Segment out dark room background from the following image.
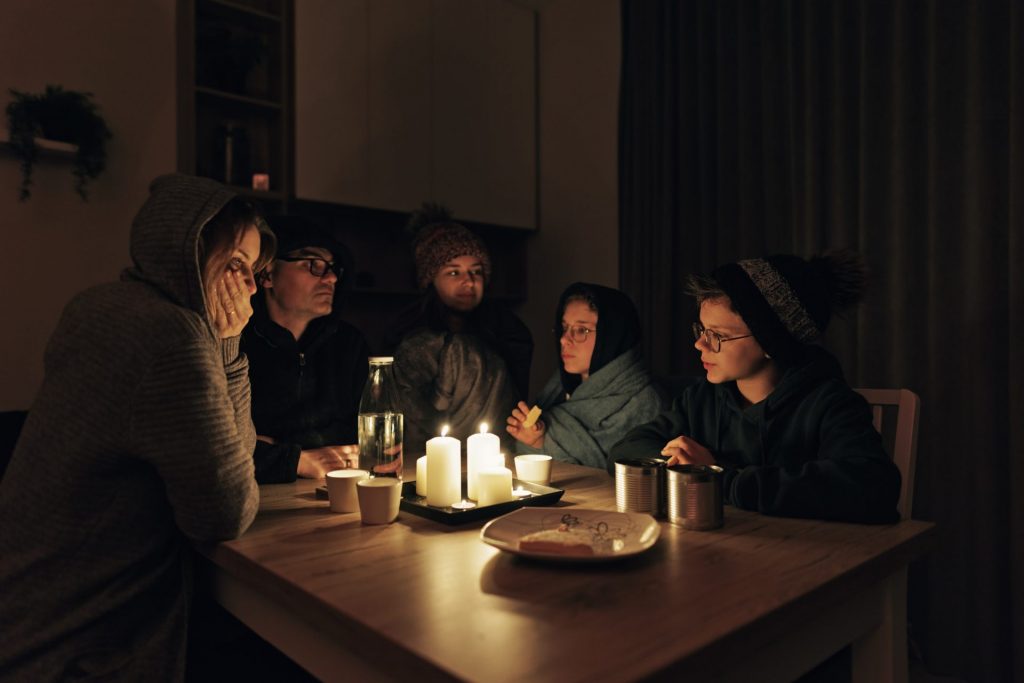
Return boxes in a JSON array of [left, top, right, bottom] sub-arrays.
[[619, 1, 1023, 681]]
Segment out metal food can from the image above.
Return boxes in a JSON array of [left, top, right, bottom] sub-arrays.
[[666, 464, 724, 530], [614, 457, 666, 517]]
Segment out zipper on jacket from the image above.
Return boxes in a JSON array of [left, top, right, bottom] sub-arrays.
[[297, 352, 306, 400]]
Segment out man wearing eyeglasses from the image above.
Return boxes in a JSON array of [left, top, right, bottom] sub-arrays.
[[240, 216, 370, 483]]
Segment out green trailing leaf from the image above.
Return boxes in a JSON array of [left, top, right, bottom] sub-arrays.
[[5, 85, 112, 200]]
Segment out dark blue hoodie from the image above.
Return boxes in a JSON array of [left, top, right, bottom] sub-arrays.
[[609, 347, 901, 523]]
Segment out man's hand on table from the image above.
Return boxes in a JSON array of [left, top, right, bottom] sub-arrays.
[[297, 444, 360, 478]]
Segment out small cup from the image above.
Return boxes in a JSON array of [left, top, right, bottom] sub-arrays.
[[325, 469, 369, 513], [357, 477, 402, 524], [514, 454, 553, 485]]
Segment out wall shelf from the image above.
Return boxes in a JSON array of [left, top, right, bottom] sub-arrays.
[[0, 133, 77, 160], [206, 0, 282, 24], [196, 86, 282, 110], [226, 184, 286, 201]]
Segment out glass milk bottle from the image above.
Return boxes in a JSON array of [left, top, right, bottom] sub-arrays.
[[358, 357, 404, 479]]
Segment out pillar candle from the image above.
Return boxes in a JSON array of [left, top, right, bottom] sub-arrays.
[[416, 456, 428, 497], [467, 424, 501, 500], [477, 466, 513, 507], [426, 428, 461, 507], [478, 453, 504, 493]]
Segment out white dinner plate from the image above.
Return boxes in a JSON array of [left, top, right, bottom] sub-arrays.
[[480, 507, 660, 563]]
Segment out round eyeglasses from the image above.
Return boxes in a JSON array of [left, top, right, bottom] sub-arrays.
[[556, 324, 595, 344], [278, 256, 343, 279], [692, 322, 753, 353]]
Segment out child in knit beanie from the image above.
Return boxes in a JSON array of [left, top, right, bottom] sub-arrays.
[[695, 249, 867, 368], [610, 250, 902, 524], [406, 204, 493, 315], [387, 203, 533, 453], [413, 220, 492, 290]]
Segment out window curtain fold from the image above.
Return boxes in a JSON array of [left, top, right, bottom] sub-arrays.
[[619, 1, 1023, 681]]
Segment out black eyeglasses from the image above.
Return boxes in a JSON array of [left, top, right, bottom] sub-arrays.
[[278, 256, 343, 279], [555, 324, 595, 344], [692, 322, 752, 353]]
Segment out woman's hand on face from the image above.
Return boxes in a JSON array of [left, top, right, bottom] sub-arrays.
[[297, 445, 360, 479], [661, 435, 716, 466], [209, 270, 254, 339], [506, 400, 545, 449]]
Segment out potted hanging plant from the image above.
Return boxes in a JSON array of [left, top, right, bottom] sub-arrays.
[[5, 85, 112, 201]]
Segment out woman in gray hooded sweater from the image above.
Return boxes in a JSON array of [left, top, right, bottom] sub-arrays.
[[0, 174, 274, 681]]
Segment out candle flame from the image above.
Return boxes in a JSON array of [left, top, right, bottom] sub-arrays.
[[479, 422, 488, 433], [441, 425, 449, 437]]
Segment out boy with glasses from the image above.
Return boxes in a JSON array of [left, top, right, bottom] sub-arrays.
[[241, 217, 370, 483], [609, 251, 901, 524]]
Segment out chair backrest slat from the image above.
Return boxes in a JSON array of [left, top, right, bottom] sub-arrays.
[[854, 388, 921, 521]]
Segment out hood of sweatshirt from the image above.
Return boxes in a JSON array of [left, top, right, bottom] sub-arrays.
[[121, 173, 238, 322], [719, 345, 846, 422]]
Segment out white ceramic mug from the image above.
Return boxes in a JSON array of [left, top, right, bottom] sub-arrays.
[[357, 477, 402, 524], [325, 469, 369, 513], [514, 454, 553, 486]]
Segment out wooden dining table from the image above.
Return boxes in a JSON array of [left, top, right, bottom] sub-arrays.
[[199, 461, 935, 683]]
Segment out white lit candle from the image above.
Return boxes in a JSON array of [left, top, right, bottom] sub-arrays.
[[416, 456, 428, 497], [477, 466, 513, 507], [481, 452, 505, 481], [426, 425, 461, 507], [467, 423, 501, 500]]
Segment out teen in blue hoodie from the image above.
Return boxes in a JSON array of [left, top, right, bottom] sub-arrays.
[[609, 251, 901, 524]]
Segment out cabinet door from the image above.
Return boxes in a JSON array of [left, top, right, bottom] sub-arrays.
[[432, 0, 536, 229], [366, 0, 432, 211], [295, 0, 536, 228], [295, 0, 371, 203]]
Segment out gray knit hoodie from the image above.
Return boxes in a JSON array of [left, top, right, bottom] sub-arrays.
[[0, 174, 259, 681]]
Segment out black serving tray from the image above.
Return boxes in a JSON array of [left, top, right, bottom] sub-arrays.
[[400, 477, 564, 525]]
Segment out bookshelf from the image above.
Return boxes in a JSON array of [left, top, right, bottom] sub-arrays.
[[177, 0, 293, 207]]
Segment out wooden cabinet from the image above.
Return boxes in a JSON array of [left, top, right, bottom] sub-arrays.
[[178, 0, 293, 204], [295, 0, 537, 229]]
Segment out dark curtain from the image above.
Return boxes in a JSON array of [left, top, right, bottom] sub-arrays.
[[619, 1, 1023, 681]]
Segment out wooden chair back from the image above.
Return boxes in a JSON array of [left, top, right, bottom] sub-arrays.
[[854, 388, 920, 520]]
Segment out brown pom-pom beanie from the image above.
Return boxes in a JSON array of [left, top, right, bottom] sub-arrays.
[[413, 222, 492, 289]]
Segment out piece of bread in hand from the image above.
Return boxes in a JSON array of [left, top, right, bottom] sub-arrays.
[[521, 405, 543, 429]]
